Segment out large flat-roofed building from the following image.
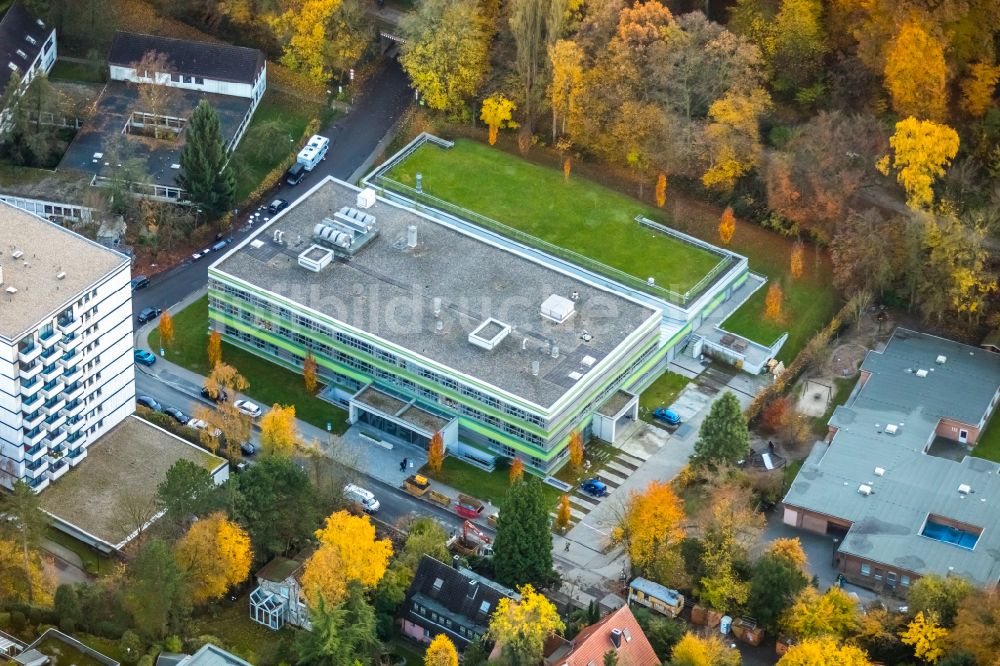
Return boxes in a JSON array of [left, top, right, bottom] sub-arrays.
[[0, 203, 135, 491], [783, 328, 1000, 592], [210, 177, 663, 472]]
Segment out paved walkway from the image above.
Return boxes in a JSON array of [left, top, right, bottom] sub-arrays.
[[41, 538, 90, 585]]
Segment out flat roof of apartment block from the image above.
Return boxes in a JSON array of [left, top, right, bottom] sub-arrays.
[[0, 203, 128, 341], [212, 178, 660, 409], [40, 416, 226, 549]]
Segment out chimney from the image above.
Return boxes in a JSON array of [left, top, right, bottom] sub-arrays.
[[407, 225, 418, 248], [610, 629, 622, 649], [452, 555, 461, 570]]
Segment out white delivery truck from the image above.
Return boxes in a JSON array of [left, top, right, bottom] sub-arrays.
[[297, 134, 330, 171]]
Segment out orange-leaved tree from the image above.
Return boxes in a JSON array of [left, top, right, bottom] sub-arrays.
[[424, 634, 459, 666], [960, 63, 1000, 118], [427, 432, 444, 472], [613, 481, 685, 583], [303, 352, 318, 393], [765, 281, 784, 321], [300, 510, 393, 607], [563, 156, 571, 182], [790, 240, 804, 279], [158, 310, 174, 350], [655, 173, 667, 208], [568, 430, 584, 470], [259, 404, 299, 457], [883, 19, 949, 121], [509, 458, 525, 485], [719, 207, 736, 245], [207, 330, 222, 368], [173, 512, 252, 605], [556, 494, 572, 530]]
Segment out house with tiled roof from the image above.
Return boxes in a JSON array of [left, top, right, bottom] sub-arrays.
[[401, 555, 517, 650], [543, 606, 660, 666]]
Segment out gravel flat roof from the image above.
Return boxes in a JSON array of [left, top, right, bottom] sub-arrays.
[[40, 416, 225, 548], [213, 178, 660, 409], [0, 204, 128, 342]]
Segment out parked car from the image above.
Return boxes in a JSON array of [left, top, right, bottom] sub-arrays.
[[134, 349, 157, 366], [653, 407, 682, 425], [240, 442, 256, 456], [234, 399, 262, 418], [191, 248, 211, 261], [211, 240, 227, 252], [162, 406, 190, 424], [285, 162, 306, 186], [201, 386, 229, 404], [580, 478, 609, 497], [267, 198, 289, 214], [130, 276, 150, 290], [136, 395, 161, 411], [137, 307, 162, 324], [344, 483, 380, 514]]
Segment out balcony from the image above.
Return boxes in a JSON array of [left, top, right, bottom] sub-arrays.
[[57, 350, 80, 369], [21, 391, 42, 413], [23, 441, 46, 461], [66, 445, 87, 466], [27, 475, 49, 493], [18, 344, 41, 364], [63, 400, 85, 419], [56, 317, 80, 335], [18, 361, 41, 381], [62, 366, 83, 386], [40, 364, 61, 383], [46, 460, 68, 482], [39, 328, 58, 349], [40, 379, 63, 400], [46, 429, 67, 449], [19, 376, 42, 399], [66, 416, 86, 434], [22, 410, 44, 430], [42, 397, 66, 417], [63, 383, 85, 403], [58, 333, 82, 353], [25, 459, 48, 479], [44, 413, 66, 432]]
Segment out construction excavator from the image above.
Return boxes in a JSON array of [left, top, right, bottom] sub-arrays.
[[447, 520, 493, 557]]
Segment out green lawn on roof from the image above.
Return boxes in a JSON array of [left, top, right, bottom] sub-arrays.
[[385, 139, 722, 296]]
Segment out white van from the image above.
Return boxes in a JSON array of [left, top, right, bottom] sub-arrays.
[[344, 483, 380, 514], [297, 134, 330, 171]]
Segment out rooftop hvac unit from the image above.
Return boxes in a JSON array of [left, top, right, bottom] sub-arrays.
[[356, 188, 377, 209], [915, 369, 929, 378], [885, 424, 898, 435], [858, 484, 873, 496], [874, 466, 885, 476], [936, 355, 947, 364], [333, 208, 376, 234], [540, 293, 575, 324], [959, 484, 972, 494]]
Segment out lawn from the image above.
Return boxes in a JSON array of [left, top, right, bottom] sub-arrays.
[[190, 596, 298, 665], [149, 296, 349, 433], [384, 139, 724, 299], [229, 90, 324, 201], [810, 377, 855, 436], [48, 60, 105, 83], [44, 526, 115, 577], [973, 414, 1000, 463], [419, 456, 561, 508], [639, 371, 691, 421]]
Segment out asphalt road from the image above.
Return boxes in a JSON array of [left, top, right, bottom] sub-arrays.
[[132, 57, 413, 315]]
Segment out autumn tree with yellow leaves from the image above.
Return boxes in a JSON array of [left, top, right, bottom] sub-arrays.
[[960, 63, 1000, 118], [549, 39, 584, 143], [777, 637, 873, 665], [702, 88, 772, 190], [781, 586, 859, 641], [670, 632, 741, 666], [301, 510, 392, 607], [878, 117, 959, 210], [270, 0, 369, 83], [427, 431, 445, 472], [883, 20, 949, 121], [614, 481, 685, 583], [765, 281, 784, 321], [482, 94, 518, 145], [489, 584, 565, 665], [207, 330, 222, 368], [718, 207, 736, 244], [157, 310, 174, 350], [509, 457, 525, 485], [768, 538, 808, 572], [303, 353, 319, 393], [259, 404, 299, 457], [568, 430, 584, 470], [900, 611, 947, 664], [790, 240, 805, 279], [425, 634, 459, 666], [0, 536, 53, 606], [173, 512, 252, 605], [556, 494, 572, 530]]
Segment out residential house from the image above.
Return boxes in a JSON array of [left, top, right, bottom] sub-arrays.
[[249, 555, 312, 631], [155, 644, 252, 666], [401, 555, 517, 650], [783, 328, 1000, 593], [543, 605, 660, 666], [0, 3, 56, 97]]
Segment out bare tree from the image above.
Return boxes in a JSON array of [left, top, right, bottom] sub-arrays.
[[129, 50, 181, 140], [111, 488, 161, 548]]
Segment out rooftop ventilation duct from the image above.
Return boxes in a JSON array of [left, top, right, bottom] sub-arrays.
[[959, 484, 972, 494], [468, 318, 511, 351], [885, 424, 898, 435], [540, 294, 575, 324], [936, 355, 947, 364], [407, 225, 418, 248], [858, 484, 873, 496], [297, 245, 335, 272], [356, 188, 376, 209], [915, 369, 929, 378], [874, 466, 885, 476]]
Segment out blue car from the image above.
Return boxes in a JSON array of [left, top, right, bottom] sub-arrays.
[[580, 478, 609, 497], [134, 349, 157, 366], [653, 407, 682, 425]]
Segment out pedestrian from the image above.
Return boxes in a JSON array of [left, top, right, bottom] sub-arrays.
[[564, 541, 570, 552], [768, 440, 775, 454], [400, 457, 407, 472]]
